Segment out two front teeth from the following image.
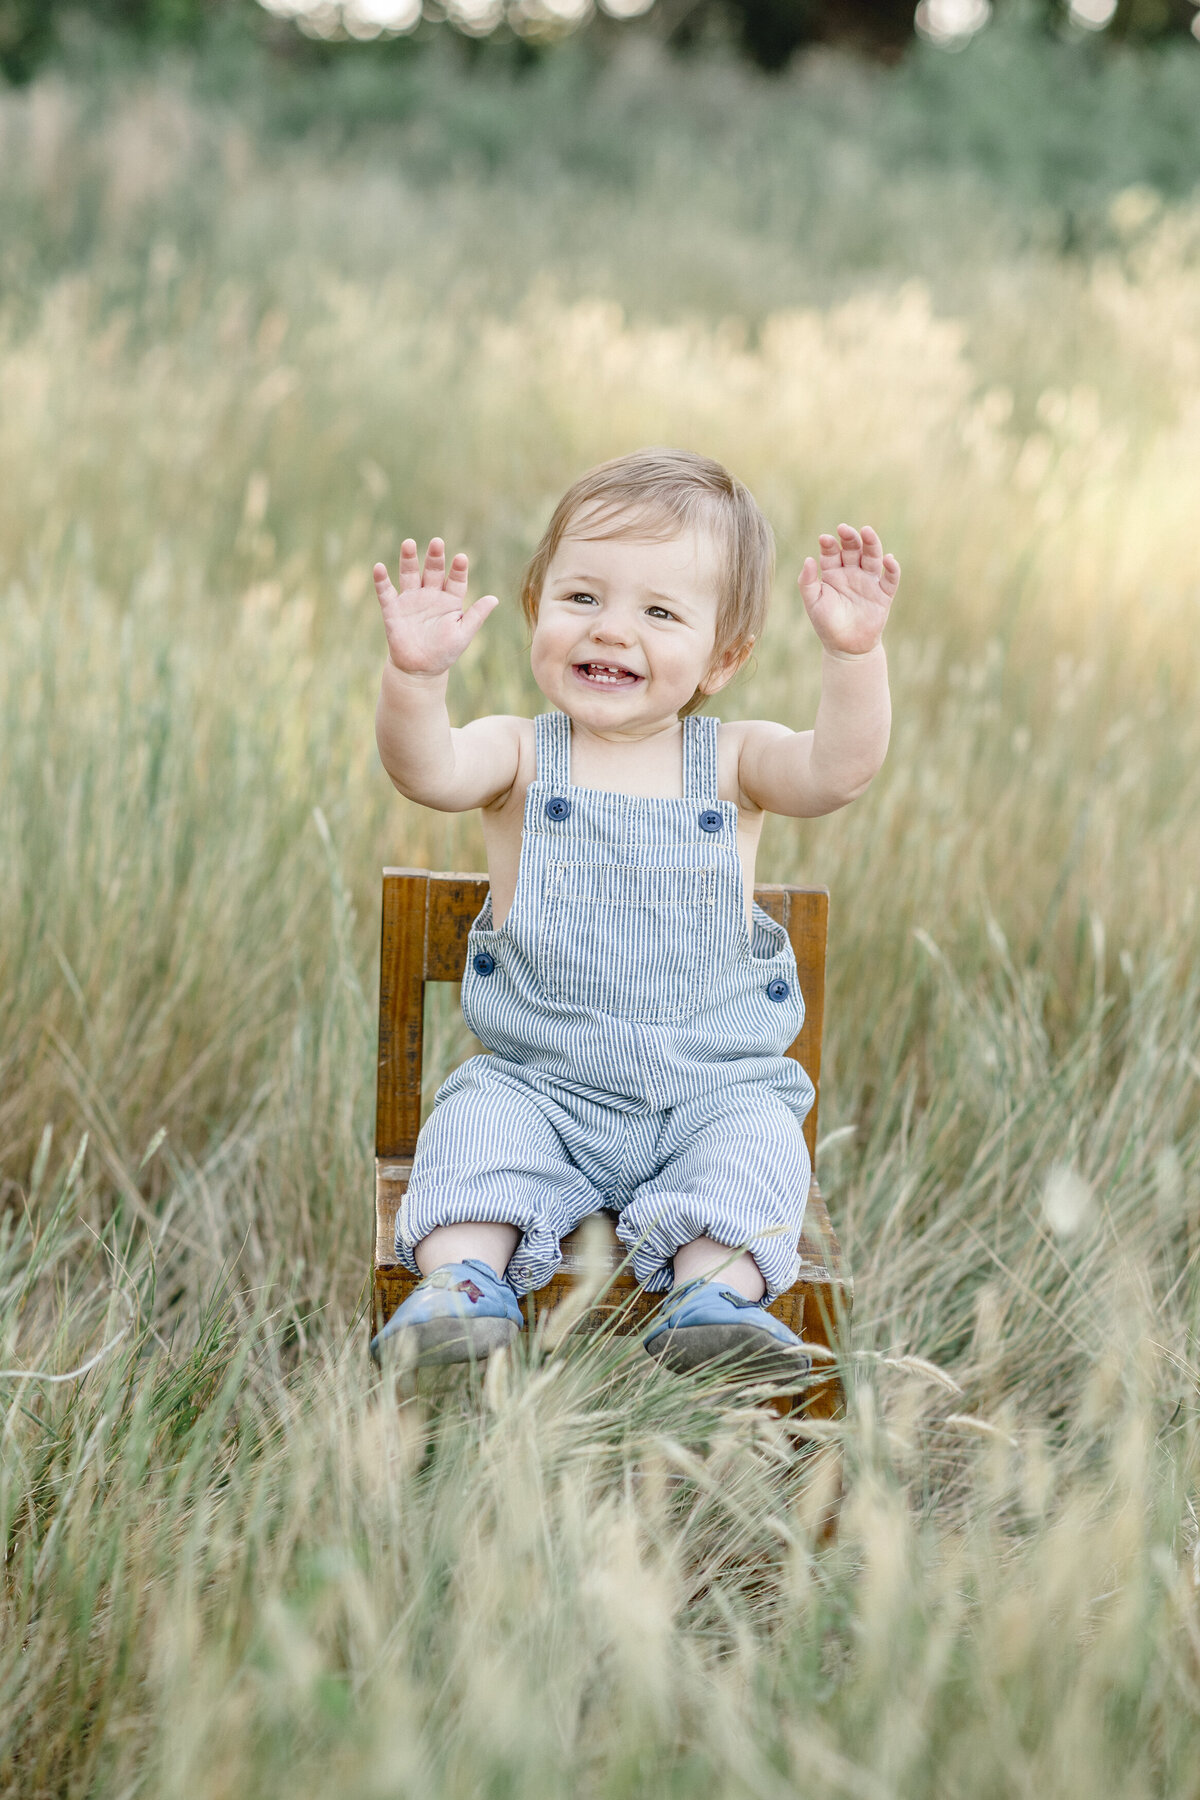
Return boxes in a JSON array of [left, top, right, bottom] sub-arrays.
[[577, 662, 640, 684]]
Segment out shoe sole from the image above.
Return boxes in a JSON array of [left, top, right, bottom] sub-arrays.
[[645, 1324, 813, 1385], [371, 1316, 520, 1368]]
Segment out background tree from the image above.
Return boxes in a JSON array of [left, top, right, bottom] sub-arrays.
[[670, 0, 1200, 64], [2, 0, 1198, 89]]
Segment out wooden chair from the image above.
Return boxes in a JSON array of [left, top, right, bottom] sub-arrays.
[[372, 869, 850, 1415]]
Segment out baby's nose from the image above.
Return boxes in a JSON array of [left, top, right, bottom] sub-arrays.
[[590, 614, 635, 646]]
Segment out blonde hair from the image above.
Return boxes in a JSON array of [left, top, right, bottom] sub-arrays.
[[519, 448, 774, 716]]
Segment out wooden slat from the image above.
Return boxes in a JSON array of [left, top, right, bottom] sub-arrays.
[[753, 884, 790, 926], [375, 1160, 412, 1267], [424, 874, 490, 982], [785, 888, 828, 1162], [375, 872, 427, 1160], [752, 884, 827, 1162]]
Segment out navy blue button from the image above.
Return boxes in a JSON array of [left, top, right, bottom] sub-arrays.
[[698, 809, 723, 833], [766, 979, 790, 1002], [545, 796, 571, 822], [472, 952, 496, 977]]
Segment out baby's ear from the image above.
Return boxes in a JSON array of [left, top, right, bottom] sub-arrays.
[[700, 637, 755, 695]]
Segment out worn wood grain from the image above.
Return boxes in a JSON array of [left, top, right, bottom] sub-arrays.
[[786, 887, 828, 1162], [375, 871, 428, 1160], [424, 874, 490, 982]]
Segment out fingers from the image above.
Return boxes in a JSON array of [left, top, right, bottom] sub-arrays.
[[459, 593, 499, 644], [817, 532, 842, 574], [384, 538, 474, 597], [393, 537, 420, 593], [372, 562, 396, 605], [421, 537, 447, 591], [797, 555, 823, 607], [816, 525, 900, 589], [444, 550, 470, 602], [835, 523, 862, 568], [859, 526, 884, 578], [421, 539, 471, 595], [817, 528, 861, 572]]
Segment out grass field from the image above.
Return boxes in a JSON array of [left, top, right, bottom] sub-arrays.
[[2, 37, 1200, 1797]]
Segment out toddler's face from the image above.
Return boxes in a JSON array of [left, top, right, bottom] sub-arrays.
[[530, 522, 742, 735]]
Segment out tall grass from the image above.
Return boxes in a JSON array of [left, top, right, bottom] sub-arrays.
[[2, 48, 1199, 1797]]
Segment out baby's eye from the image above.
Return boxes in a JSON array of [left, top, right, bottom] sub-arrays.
[[567, 591, 598, 606], [646, 605, 679, 622]]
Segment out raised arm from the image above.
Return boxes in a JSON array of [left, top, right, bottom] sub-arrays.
[[738, 524, 899, 819], [374, 537, 520, 812]]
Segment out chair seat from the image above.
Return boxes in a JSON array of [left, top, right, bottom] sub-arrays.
[[373, 1162, 849, 1417]]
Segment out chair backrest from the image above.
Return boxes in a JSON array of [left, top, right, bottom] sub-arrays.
[[376, 869, 828, 1167]]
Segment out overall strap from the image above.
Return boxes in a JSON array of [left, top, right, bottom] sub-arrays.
[[534, 711, 572, 791], [682, 713, 720, 804]]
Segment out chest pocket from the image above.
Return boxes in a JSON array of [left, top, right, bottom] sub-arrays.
[[539, 860, 716, 1022]]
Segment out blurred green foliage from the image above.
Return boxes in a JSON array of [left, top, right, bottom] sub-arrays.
[[11, 13, 1190, 242], [0, 0, 258, 81], [3, 0, 1200, 87]]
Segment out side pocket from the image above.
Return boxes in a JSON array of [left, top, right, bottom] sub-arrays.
[[745, 906, 806, 1034], [460, 897, 508, 1038]]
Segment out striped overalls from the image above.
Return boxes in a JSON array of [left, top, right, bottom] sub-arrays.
[[396, 710, 814, 1301]]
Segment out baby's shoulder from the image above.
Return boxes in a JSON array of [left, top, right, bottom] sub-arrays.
[[468, 713, 534, 740], [468, 714, 535, 813], [716, 715, 792, 812], [459, 713, 531, 748]]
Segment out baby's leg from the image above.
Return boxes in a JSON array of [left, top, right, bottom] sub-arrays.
[[415, 1221, 519, 1279], [673, 1234, 766, 1302], [617, 1086, 811, 1302], [626, 1087, 812, 1377], [397, 1062, 605, 1294]]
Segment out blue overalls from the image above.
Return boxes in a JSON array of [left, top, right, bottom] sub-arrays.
[[396, 710, 814, 1301]]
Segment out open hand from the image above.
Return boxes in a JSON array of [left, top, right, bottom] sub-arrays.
[[373, 538, 499, 677], [798, 525, 900, 658]]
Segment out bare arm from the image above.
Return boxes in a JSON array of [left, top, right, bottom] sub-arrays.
[[739, 524, 899, 818], [373, 537, 520, 812]]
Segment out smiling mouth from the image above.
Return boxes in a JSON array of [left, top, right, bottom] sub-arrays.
[[573, 662, 643, 687]]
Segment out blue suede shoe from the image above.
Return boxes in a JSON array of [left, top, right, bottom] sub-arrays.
[[370, 1260, 525, 1367], [644, 1278, 813, 1383]]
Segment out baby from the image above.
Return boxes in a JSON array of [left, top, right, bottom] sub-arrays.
[[369, 449, 898, 1376]]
